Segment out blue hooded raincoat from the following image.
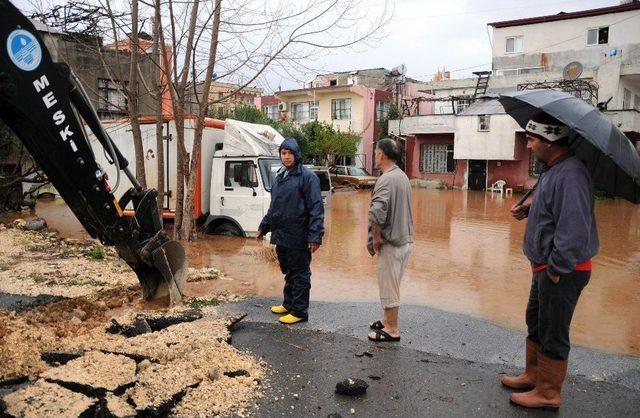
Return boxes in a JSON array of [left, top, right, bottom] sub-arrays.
[[258, 138, 324, 249]]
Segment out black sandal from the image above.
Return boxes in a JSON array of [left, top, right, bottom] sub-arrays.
[[369, 320, 385, 330], [368, 329, 400, 342]]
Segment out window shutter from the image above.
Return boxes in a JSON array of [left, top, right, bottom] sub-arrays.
[[419, 143, 426, 172]]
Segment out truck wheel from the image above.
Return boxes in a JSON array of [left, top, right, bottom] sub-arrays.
[[211, 222, 243, 237]]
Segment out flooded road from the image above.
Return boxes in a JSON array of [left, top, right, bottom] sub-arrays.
[[12, 190, 640, 356]]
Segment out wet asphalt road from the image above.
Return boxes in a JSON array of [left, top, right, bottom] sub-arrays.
[[226, 297, 640, 417]]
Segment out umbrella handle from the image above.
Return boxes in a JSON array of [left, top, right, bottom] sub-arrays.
[[515, 182, 538, 207]]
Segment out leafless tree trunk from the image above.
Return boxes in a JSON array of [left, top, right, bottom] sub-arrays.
[[180, 0, 222, 240], [126, 0, 147, 187], [152, 4, 165, 216]]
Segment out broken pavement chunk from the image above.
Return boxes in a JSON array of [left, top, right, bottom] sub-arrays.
[[143, 309, 203, 331], [2, 380, 97, 418], [224, 369, 250, 378], [126, 361, 201, 415], [40, 348, 85, 366], [335, 378, 368, 396], [41, 351, 136, 397], [104, 394, 137, 418], [106, 317, 152, 337]]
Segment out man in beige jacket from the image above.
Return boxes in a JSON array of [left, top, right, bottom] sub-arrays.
[[367, 138, 414, 342]]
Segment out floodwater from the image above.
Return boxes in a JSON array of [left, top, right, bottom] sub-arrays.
[[10, 190, 640, 356]]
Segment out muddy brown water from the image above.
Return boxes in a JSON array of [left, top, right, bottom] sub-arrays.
[[7, 190, 640, 356]]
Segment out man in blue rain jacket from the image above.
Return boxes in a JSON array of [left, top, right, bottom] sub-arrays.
[[257, 138, 324, 324]]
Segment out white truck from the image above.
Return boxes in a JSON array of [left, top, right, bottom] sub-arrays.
[[89, 117, 330, 237]]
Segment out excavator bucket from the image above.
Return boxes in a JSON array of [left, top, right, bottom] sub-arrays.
[[150, 240, 187, 302], [118, 190, 189, 306]]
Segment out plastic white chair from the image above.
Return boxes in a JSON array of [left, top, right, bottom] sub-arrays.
[[488, 180, 506, 196]]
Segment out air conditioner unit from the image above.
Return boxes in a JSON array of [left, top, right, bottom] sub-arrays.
[[278, 102, 287, 112]]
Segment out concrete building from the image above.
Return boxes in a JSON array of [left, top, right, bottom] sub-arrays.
[[34, 22, 160, 120], [393, 98, 535, 190], [255, 67, 433, 171], [185, 81, 263, 116], [392, 2, 640, 190], [271, 85, 394, 171]]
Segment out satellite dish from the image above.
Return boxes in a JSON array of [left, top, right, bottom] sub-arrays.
[[391, 64, 407, 77], [563, 61, 583, 80]]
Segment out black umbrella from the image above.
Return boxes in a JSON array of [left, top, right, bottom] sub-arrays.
[[499, 89, 640, 204]]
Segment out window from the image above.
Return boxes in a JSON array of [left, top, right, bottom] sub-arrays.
[[348, 167, 371, 176], [330, 79, 338, 86], [587, 26, 609, 46], [529, 152, 543, 177], [310, 101, 319, 120], [225, 161, 258, 189], [376, 101, 390, 121], [218, 92, 224, 100], [258, 158, 283, 191], [419, 144, 454, 173], [623, 88, 632, 109], [456, 99, 471, 114], [478, 115, 490, 132], [263, 104, 278, 121], [97, 78, 130, 112], [291, 101, 318, 122], [505, 36, 523, 54], [635, 94, 640, 111], [332, 98, 351, 120]]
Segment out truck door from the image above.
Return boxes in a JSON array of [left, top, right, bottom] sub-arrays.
[[218, 160, 264, 234]]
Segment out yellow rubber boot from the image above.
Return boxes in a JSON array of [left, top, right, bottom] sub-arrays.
[[278, 313, 307, 324], [270, 305, 289, 314]]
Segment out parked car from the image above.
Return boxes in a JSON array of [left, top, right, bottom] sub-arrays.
[[304, 165, 333, 208], [329, 165, 377, 188]]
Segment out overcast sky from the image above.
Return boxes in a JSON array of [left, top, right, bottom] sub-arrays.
[[306, 0, 617, 85], [13, 0, 621, 92]]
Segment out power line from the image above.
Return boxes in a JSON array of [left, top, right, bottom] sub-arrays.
[[414, 10, 640, 80]]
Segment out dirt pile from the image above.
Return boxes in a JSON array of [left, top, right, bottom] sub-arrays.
[[0, 224, 266, 417]]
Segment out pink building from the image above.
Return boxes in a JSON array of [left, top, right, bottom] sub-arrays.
[[255, 68, 434, 171]]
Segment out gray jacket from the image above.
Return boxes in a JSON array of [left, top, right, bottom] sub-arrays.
[[367, 165, 414, 255], [524, 155, 599, 275]]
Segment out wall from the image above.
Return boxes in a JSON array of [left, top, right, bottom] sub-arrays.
[[492, 9, 640, 72], [43, 32, 159, 118], [453, 114, 521, 160], [487, 133, 538, 190], [389, 115, 455, 135], [407, 134, 466, 188]]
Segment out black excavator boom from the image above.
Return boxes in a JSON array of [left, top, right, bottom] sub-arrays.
[[0, 0, 186, 304]]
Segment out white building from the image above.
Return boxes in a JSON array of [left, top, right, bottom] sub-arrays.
[[394, 2, 640, 190]]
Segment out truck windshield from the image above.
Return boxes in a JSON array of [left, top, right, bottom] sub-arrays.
[[258, 158, 283, 191]]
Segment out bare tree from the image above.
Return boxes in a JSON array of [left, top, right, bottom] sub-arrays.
[[24, 0, 392, 240], [165, 0, 392, 239], [152, 1, 166, 215]]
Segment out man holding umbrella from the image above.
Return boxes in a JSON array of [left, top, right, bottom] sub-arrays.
[[498, 89, 640, 409], [504, 111, 599, 409]]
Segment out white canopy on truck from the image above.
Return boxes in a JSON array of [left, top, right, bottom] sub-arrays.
[[221, 119, 285, 157]]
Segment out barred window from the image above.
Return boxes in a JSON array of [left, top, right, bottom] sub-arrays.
[[263, 104, 278, 121], [332, 98, 351, 120], [291, 101, 318, 122], [376, 101, 390, 121], [419, 143, 454, 173], [478, 115, 490, 132], [98, 78, 129, 112]]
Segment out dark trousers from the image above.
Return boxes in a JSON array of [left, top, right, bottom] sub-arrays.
[[276, 245, 312, 319], [526, 269, 590, 360]]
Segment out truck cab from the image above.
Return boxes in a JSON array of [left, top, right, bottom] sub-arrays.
[[206, 156, 281, 237], [206, 157, 332, 237]]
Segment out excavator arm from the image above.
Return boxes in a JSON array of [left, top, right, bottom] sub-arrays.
[[0, 0, 186, 305]]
